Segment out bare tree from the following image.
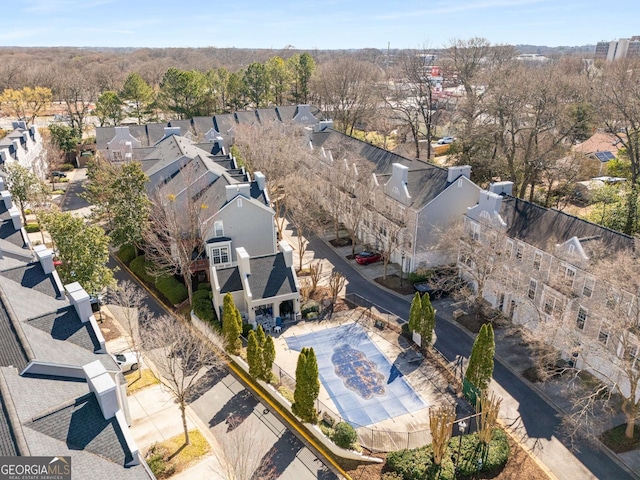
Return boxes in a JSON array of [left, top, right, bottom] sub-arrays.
[[233, 123, 310, 240], [287, 177, 322, 270], [107, 280, 149, 380], [210, 415, 277, 480], [308, 260, 323, 295], [142, 163, 212, 306], [56, 68, 99, 136], [312, 57, 382, 135], [146, 314, 221, 446]]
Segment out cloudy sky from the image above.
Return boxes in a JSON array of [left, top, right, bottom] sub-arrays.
[[3, 0, 638, 49]]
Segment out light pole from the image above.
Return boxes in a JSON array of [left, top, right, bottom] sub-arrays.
[[456, 420, 467, 475], [400, 250, 405, 286]]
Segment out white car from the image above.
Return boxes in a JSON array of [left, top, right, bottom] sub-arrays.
[[437, 136, 455, 144], [112, 352, 139, 372]]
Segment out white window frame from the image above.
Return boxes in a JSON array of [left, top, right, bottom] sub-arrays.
[[598, 327, 610, 345], [213, 220, 224, 237], [564, 265, 576, 288], [576, 306, 587, 330], [207, 242, 232, 268], [533, 251, 542, 271], [515, 243, 524, 261], [583, 278, 594, 298], [506, 239, 514, 258], [528, 279, 537, 301]]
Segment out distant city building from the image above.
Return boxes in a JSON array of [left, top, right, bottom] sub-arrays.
[[595, 36, 640, 61], [514, 53, 550, 62]]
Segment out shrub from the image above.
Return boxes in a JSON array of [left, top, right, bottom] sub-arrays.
[[277, 385, 294, 403], [408, 268, 432, 284], [117, 244, 136, 265], [193, 297, 215, 323], [24, 208, 32, 215], [386, 444, 456, 480], [155, 275, 188, 305], [242, 323, 254, 338], [197, 282, 212, 291], [25, 223, 40, 233], [193, 289, 211, 302], [60, 163, 75, 171], [332, 422, 358, 449], [129, 255, 156, 284], [145, 444, 176, 479], [381, 473, 404, 480], [301, 302, 320, 317]]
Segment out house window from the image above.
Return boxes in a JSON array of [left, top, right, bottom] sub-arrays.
[[459, 252, 473, 268], [564, 266, 576, 288], [506, 240, 514, 258], [214, 221, 224, 237], [543, 295, 563, 318], [515, 243, 524, 261], [470, 222, 479, 241], [211, 246, 230, 265], [528, 279, 537, 301], [533, 251, 542, 271], [583, 278, 594, 298], [624, 345, 639, 369], [576, 307, 587, 330], [606, 290, 620, 310], [598, 328, 609, 345]]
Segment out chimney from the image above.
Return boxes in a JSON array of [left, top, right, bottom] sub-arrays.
[[12, 139, 20, 151], [313, 120, 334, 132], [280, 240, 293, 268], [0, 177, 4, 190], [225, 184, 251, 202], [1, 190, 10, 209], [0, 150, 7, 163], [254, 171, 266, 191], [163, 126, 181, 138], [236, 247, 251, 276], [489, 181, 513, 196], [447, 165, 471, 183], [83, 361, 118, 420], [22, 132, 29, 144], [9, 207, 21, 230], [33, 244, 54, 274], [391, 163, 409, 185], [65, 282, 92, 323], [477, 190, 504, 217]]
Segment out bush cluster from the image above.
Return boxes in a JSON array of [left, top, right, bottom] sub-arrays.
[[155, 275, 188, 305], [60, 163, 75, 171], [129, 255, 156, 284], [332, 422, 358, 449], [25, 223, 40, 233], [386, 429, 510, 480], [117, 244, 136, 265], [193, 289, 217, 324]]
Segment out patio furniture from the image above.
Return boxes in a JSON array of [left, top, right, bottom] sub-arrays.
[[274, 325, 282, 333]]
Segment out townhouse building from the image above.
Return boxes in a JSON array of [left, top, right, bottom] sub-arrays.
[[462, 181, 638, 397], [0, 121, 47, 179]]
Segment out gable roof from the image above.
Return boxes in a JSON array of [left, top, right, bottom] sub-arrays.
[[499, 195, 635, 252], [246, 254, 297, 298]]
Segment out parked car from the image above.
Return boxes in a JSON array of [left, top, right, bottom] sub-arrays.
[[112, 352, 139, 372], [355, 251, 383, 265], [437, 136, 455, 145], [51, 171, 67, 178]]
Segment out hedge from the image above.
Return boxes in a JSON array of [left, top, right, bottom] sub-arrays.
[[193, 289, 212, 302], [155, 275, 188, 305], [25, 223, 40, 233], [129, 255, 156, 284], [117, 244, 136, 265], [197, 282, 212, 291], [386, 429, 509, 480], [193, 297, 215, 323]]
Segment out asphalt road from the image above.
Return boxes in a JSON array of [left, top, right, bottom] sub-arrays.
[[307, 235, 634, 480]]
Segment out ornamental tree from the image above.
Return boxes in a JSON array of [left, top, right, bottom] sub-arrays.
[[247, 330, 263, 378], [262, 335, 276, 382], [408, 292, 422, 334], [420, 293, 436, 350], [293, 347, 320, 423]]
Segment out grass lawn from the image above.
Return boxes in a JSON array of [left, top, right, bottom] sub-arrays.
[[600, 423, 640, 453], [125, 369, 160, 394], [146, 430, 210, 479]]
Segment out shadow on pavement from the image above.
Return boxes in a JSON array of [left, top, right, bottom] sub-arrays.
[[208, 390, 258, 432], [186, 367, 228, 404], [258, 431, 301, 478]]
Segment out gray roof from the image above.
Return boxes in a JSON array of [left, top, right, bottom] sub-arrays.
[[0, 263, 61, 299], [213, 114, 235, 135], [0, 392, 18, 456], [1, 370, 151, 479], [247, 254, 297, 298], [216, 266, 243, 294], [27, 307, 100, 353], [256, 108, 280, 123], [192, 116, 216, 136], [0, 298, 29, 371], [500, 195, 635, 252], [234, 111, 259, 126], [0, 219, 27, 250]]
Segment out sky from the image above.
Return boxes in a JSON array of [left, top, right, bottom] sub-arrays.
[[2, 0, 639, 50]]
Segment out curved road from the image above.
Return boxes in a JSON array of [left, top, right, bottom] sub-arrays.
[[307, 235, 634, 480]]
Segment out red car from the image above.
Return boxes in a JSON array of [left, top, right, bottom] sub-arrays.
[[355, 251, 383, 265]]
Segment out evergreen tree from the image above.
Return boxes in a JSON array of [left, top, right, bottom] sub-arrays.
[[247, 330, 262, 378], [420, 293, 436, 349], [408, 292, 422, 333], [120, 73, 154, 125], [293, 347, 319, 423], [262, 335, 276, 382], [292, 348, 309, 420], [222, 293, 242, 355], [465, 323, 495, 391]]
